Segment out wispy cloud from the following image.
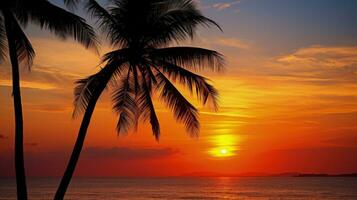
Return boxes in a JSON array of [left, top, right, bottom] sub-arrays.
[[256, 147, 357, 173], [214, 37, 250, 49], [197, 36, 251, 49], [212, 0, 241, 11], [277, 46, 357, 69], [272, 46, 357, 85], [82, 147, 179, 160], [0, 65, 80, 90]]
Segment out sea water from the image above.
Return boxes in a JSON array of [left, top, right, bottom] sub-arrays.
[[1, 177, 357, 199]]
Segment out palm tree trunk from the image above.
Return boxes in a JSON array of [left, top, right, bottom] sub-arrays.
[[4, 11, 28, 200], [54, 91, 101, 200]]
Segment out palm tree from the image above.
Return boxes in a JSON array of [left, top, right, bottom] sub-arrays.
[[54, 0, 224, 199], [0, 1, 98, 199]]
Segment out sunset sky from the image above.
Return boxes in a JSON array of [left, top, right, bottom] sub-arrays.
[[1, 0, 357, 177]]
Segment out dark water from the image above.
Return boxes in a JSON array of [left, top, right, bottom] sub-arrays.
[[1, 177, 357, 199]]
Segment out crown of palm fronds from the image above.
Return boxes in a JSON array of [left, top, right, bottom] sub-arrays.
[[74, 0, 225, 140], [0, 0, 99, 68]]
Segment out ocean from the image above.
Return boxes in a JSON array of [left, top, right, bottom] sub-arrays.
[[1, 177, 357, 199]]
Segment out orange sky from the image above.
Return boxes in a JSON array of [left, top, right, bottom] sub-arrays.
[[1, 0, 357, 177]]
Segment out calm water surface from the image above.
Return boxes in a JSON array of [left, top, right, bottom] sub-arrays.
[[1, 177, 357, 199]]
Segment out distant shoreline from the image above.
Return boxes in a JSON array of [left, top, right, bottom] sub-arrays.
[[1, 173, 357, 179], [179, 172, 357, 178], [293, 173, 357, 177]]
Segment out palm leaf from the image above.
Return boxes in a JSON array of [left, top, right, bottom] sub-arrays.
[[88, 0, 130, 47], [64, 0, 81, 9], [73, 59, 125, 117], [147, 0, 222, 46], [86, 0, 116, 27], [0, 16, 7, 61], [138, 66, 160, 139], [3, 11, 34, 69], [73, 73, 102, 117], [150, 47, 224, 71], [155, 69, 199, 136], [85, 0, 128, 47], [18, 0, 99, 52], [112, 68, 138, 134], [154, 61, 219, 110]]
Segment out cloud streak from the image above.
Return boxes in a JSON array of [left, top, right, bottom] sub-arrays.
[[197, 37, 251, 50], [213, 37, 250, 49], [256, 147, 357, 173], [0, 65, 80, 90], [82, 147, 179, 160], [272, 46, 357, 85], [277, 46, 357, 69], [212, 1, 241, 11]]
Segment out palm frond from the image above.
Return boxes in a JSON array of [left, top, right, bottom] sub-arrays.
[[94, 0, 133, 47], [147, 0, 221, 46], [73, 73, 102, 117], [86, 0, 115, 26], [64, 0, 81, 9], [0, 16, 7, 61], [3, 11, 34, 69], [131, 64, 140, 94], [85, 0, 128, 47], [19, 0, 99, 52], [112, 68, 138, 134], [101, 48, 129, 64], [154, 61, 219, 110], [155, 69, 199, 136], [73, 59, 125, 117], [138, 66, 160, 139], [150, 47, 224, 71]]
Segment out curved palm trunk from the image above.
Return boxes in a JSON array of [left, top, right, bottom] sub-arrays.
[[4, 11, 28, 200], [54, 91, 101, 200]]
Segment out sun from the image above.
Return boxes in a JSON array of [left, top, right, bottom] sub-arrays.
[[220, 148, 228, 155], [208, 134, 238, 158], [209, 147, 235, 157]]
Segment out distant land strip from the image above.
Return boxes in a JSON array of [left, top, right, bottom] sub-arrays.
[[180, 172, 357, 177]]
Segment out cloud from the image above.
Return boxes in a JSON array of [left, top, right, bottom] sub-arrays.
[[197, 37, 251, 50], [82, 147, 179, 160], [277, 46, 357, 69], [213, 37, 250, 49], [260, 45, 357, 85], [212, 1, 240, 11], [0, 147, 179, 177], [0, 65, 80, 90], [0, 37, 102, 91], [254, 147, 357, 173]]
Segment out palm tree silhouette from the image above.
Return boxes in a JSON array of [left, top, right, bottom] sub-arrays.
[[54, 0, 224, 199], [0, 1, 98, 199]]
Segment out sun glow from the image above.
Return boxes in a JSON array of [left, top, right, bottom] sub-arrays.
[[208, 134, 239, 158], [209, 146, 236, 157], [220, 149, 228, 154]]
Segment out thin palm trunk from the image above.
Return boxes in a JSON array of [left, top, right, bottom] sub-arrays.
[[54, 90, 101, 200], [3, 10, 28, 200]]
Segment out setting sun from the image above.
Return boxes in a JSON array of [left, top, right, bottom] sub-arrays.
[[208, 134, 239, 158], [210, 147, 236, 157], [220, 149, 228, 154]]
